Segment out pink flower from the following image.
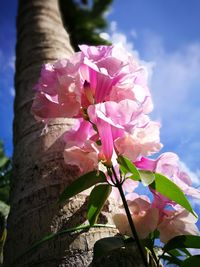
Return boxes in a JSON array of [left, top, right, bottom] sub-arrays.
[[110, 178, 139, 201], [32, 54, 83, 120], [32, 45, 153, 121], [109, 69, 153, 113], [135, 153, 200, 206], [113, 197, 159, 239], [80, 44, 153, 112], [115, 121, 162, 161], [63, 119, 99, 173], [64, 141, 99, 174], [32, 44, 161, 174], [158, 209, 199, 243], [79, 45, 113, 63], [64, 119, 95, 148], [31, 93, 62, 121], [88, 100, 162, 163]]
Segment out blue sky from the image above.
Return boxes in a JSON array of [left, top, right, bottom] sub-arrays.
[[0, 0, 200, 258], [0, 0, 17, 156], [0, 1, 200, 197], [104, 0, 200, 182]]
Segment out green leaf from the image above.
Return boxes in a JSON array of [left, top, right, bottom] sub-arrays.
[[180, 255, 200, 267], [142, 238, 154, 251], [163, 235, 200, 253], [139, 170, 155, 186], [150, 173, 196, 216], [161, 255, 183, 265], [167, 249, 183, 257], [87, 184, 111, 226], [0, 200, 10, 218], [0, 157, 8, 169], [59, 170, 107, 203], [117, 156, 140, 181], [93, 236, 125, 260], [164, 247, 191, 257], [179, 248, 192, 257]]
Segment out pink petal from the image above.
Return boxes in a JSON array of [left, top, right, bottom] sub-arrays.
[[64, 119, 95, 148], [122, 178, 139, 193], [113, 197, 159, 239], [64, 145, 98, 174], [96, 119, 114, 164], [134, 157, 157, 171], [31, 92, 61, 120], [158, 209, 199, 243]]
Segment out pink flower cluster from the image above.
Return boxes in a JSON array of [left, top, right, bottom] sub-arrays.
[[32, 44, 162, 169], [32, 44, 199, 243], [114, 153, 200, 243]]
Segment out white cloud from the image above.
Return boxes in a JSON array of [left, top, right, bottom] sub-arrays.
[[180, 161, 200, 186], [101, 20, 139, 57], [178, 161, 200, 210], [9, 87, 15, 97], [99, 32, 110, 41], [137, 32, 200, 170], [110, 20, 117, 32], [100, 24, 200, 175], [147, 40, 200, 116], [188, 248, 200, 255], [103, 6, 113, 18], [8, 55, 15, 70], [100, 21, 155, 82], [0, 51, 15, 71], [130, 29, 138, 39]]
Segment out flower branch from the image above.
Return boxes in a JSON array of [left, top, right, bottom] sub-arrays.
[[31, 44, 200, 266]]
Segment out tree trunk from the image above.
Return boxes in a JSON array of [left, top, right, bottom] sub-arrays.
[[4, 1, 117, 266], [4, 1, 153, 266]]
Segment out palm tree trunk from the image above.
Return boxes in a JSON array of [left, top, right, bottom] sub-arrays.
[[4, 1, 117, 266]]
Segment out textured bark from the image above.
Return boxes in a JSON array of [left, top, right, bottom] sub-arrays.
[[4, 1, 118, 266], [4, 1, 150, 266]]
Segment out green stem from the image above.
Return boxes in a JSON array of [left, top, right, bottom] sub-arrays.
[[151, 247, 161, 266], [111, 166, 149, 267]]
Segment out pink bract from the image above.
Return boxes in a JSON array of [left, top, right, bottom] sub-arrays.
[[32, 44, 162, 173], [64, 119, 95, 148], [64, 142, 99, 174], [113, 197, 159, 239], [87, 100, 162, 163], [115, 121, 162, 161], [135, 152, 200, 210], [110, 178, 139, 201], [32, 45, 153, 121], [158, 209, 199, 243]]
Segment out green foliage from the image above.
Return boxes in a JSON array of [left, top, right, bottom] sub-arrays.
[[159, 235, 200, 266], [161, 254, 200, 267], [0, 141, 11, 212], [180, 255, 200, 267], [150, 173, 196, 217], [59, 0, 112, 51], [0, 141, 11, 264], [163, 235, 200, 253], [87, 184, 111, 225], [59, 170, 107, 203], [161, 254, 183, 266], [0, 143, 11, 192], [117, 156, 140, 181], [139, 170, 155, 186], [118, 155, 155, 186], [118, 156, 195, 216]]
